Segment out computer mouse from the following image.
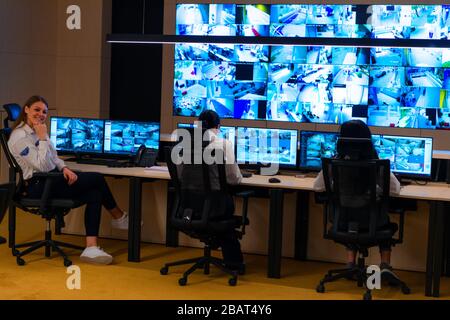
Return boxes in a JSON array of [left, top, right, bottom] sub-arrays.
[[269, 177, 281, 183]]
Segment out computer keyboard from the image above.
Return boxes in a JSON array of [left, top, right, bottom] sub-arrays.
[[76, 158, 124, 166]]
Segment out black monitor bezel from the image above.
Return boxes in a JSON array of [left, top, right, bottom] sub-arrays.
[[103, 119, 161, 156], [298, 130, 339, 172], [372, 133, 434, 180], [50, 116, 105, 155], [236, 126, 299, 170]]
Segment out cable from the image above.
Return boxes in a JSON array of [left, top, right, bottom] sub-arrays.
[[414, 180, 428, 186]]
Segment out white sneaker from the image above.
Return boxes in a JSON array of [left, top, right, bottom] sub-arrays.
[[111, 212, 129, 230], [111, 212, 143, 230], [80, 246, 113, 265]]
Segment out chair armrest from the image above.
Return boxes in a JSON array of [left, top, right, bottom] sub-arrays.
[[234, 190, 255, 237], [314, 192, 328, 204], [33, 172, 64, 179], [32, 172, 64, 212], [235, 190, 254, 198]]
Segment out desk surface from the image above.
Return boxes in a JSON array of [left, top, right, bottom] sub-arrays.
[[67, 162, 171, 180], [434, 150, 450, 160], [67, 162, 450, 202]]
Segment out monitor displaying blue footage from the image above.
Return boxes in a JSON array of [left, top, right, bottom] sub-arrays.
[[299, 130, 433, 178], [103, 120, 160, 155], [372, 135, 433, 178], [174, 4, 450, 130], [236, 127, 298, 167], [299, 131, 339, 170], [50, 117, 104, 154]]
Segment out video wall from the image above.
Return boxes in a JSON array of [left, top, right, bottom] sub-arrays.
[[173, 4, 450, 129]]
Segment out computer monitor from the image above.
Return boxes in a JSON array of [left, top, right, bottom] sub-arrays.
[[299, 130, 433, 179], [372, 134, 433, 179], [50, 117, 104, 154], [299, 131, 339, 170], [236, 127, 298, 168], [103, 120, 160, 155], [177, 123, 236, 148]]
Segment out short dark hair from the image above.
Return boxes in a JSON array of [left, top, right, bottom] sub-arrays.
[[340, 120, 372, 139], [198, 110, 220, 129], [338, 120, 378, 159]]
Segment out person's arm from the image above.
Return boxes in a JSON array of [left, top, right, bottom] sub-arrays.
[[9, 134, 55, 173], [48, 141, 66, 171], [389, 172, 401, 195], [224, 140, 242, 185], [313, 170, 326, 192], [225, 163, 243, 185]]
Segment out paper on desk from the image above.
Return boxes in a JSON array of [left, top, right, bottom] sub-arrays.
[[144, 166, 168, 172]]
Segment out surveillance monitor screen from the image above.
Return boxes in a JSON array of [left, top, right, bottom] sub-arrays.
[[236, 127, 298, 167], [299, 131, 339, 170], [299, 130, 433, 178], [174, 4, 450, 130], [103, 120, 160, 155], [50, 117, 104, 154], [372, 134, 433, 179]]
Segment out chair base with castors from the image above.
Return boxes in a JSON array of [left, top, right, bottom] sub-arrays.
[[316, 250, 410, 300], [14, 218, 84, 267], [160, 245, 238, 286]]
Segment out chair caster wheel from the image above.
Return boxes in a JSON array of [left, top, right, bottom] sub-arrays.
[[64, 259, 72, 267], [229, 277, 237, 286], [179, 277, 187, 286], [401, 285, 411, 295], [363, 292, 372, 300], [17, 258, 25, 266], [316, 283, 325, 293], [160, 267, 168, 275], [12, 249, 20, 256]]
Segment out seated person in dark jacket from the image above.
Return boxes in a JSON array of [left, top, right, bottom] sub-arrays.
[[313, 120, 400, 273]]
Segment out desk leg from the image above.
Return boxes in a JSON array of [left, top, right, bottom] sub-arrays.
[[425, 201, 437, 296], [128, 177, 142, 262], [432, 201, 445, 297], [447, 160, 450, 184], [268, 189, 284, 278], [295, 191, 309, 261], [165, 183, 178, 247], [442, 211, 450, 277]]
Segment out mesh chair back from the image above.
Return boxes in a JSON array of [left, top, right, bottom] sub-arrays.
[[322, 158, 390, 237], [166, 128, 230, 235]]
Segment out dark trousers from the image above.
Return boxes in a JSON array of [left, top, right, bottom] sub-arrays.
[[26, 172, 117, 237], [217, 195, 244, 265]]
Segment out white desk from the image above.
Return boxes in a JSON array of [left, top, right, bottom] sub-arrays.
[[433, 150, 450, 160]]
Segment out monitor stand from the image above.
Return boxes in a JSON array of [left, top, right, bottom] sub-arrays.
[[395, 175, 412, 186], [258, 165, 278, 176]]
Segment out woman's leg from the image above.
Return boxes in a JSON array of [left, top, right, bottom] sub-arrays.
[[27, 175, 103, 248], [50, 173, 121, 243], [64, 172, 125, 219]]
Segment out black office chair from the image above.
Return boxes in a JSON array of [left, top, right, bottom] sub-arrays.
[[160, 138, 251, 286], [316, 139, 410, 300], [0, 111, 85, 266], [0, 183, 14, 245]]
